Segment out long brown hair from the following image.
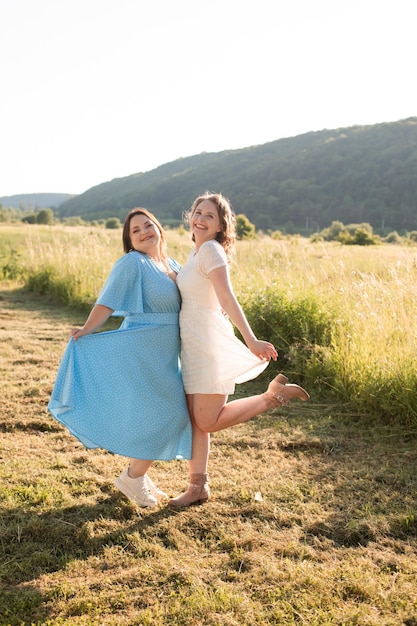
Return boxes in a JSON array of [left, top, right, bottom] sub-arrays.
[[122, 207, 167, 258], [184, 192, 236, 262]]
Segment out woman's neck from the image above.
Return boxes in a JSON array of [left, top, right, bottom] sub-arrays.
[[194, 236, 215, 252], [146, 247, 163, 261]]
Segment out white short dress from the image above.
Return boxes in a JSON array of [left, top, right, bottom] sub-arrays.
[[177, 239, 269, 395]]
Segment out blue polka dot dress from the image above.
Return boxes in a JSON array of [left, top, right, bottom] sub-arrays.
[[48, 251, 192, 460]]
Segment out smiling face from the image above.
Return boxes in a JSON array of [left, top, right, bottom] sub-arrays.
[[190, 199, 221, 247], [128, 213, 162, 256]]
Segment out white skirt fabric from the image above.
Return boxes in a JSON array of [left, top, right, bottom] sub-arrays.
[[177, 241, 269, 395]]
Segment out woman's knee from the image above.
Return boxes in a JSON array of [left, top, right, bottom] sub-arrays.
[[191, 395, 225, 432], [194, 414, 216, 432]]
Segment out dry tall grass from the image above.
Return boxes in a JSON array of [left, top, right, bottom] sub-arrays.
[[0, 280, 416, 625], [1, 224, 417, 424]]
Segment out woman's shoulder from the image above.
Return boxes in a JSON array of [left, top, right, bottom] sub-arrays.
[[202, 239, 222, 250], [114, 251, 146, 268], [200, 239, 226, 259], [107, 252, 147, 280], [168, 257, 181, 272], [198, 239, 227, 271]]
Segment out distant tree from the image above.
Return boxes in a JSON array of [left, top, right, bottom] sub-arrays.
[[36, 208, 54, 224], [339, 227, 378, 245], [105, 217, 121, 229], [255, 213, 274, 230], [236, 214, 255, 240], [384, 231, 402, 243], [344, 222, 373, 236], [310, 232, 324, 243], [316, 220, 377, 244], [22, 213, 37, 224], [63, 216, 85, 226], [283, 220, 296, 234], [319, 220, 345, 241], [0, 207, 15, 222]]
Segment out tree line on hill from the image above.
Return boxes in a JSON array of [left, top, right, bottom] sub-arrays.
[[3, 203, 416, 247], [1, 118, 416, 235], [55, 117, 417, 234]]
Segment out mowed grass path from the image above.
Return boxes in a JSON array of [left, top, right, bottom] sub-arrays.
[[0, 282, 416, 625]]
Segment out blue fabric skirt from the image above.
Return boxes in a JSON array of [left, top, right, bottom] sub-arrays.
[[48, 315, 192, 460]]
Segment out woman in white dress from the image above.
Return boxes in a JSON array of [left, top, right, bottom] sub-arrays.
[[169, 192, 309, 508]]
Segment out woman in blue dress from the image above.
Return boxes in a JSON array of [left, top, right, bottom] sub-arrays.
[[48, 208, 192, 508]]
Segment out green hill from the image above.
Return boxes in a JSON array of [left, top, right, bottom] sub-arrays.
[[58, 117, 417, 233], [0, 193, 74, 210]]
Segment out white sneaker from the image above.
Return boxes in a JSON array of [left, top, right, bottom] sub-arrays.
[[114, 470, 157, 507], [146, 475, 168, 500]]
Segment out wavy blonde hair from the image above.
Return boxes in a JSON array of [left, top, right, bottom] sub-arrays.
[[184, 192, 236, 262]]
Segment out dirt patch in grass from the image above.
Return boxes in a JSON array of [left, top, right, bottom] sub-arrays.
[[0, 282, 416, 625]]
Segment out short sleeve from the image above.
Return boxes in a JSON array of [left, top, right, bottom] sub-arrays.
[[167, 258, 181, 273], [96, 252, 144, 316], [198, 240, 227, 277]]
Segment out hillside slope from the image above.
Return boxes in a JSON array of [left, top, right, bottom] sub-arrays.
[[0, 193, 74, 209], [57, 117, 417, 232]]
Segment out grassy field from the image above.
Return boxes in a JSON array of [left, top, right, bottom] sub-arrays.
[[0, 225, 417, 624], [1, 281, 416, 625], [1, 224, 417, 423]]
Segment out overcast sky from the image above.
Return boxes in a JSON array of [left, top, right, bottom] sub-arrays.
[[0, 0, 415, 197]]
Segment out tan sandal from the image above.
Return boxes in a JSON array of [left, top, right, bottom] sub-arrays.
[[266, 373, 310, 406], [168, 473, 210, 509]]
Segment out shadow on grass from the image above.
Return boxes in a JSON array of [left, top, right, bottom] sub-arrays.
[[0, 494, 182, 624], [1, 284, 417, 624], [0, 420, 63, 434], [1, 439, 417, 624], [1, 495, 180, 581], [220, 407, 417, 549]]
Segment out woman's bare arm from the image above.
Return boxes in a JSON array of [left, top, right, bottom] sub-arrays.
[[70, 304, 114, 340], [208, 266, 277, 360]]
